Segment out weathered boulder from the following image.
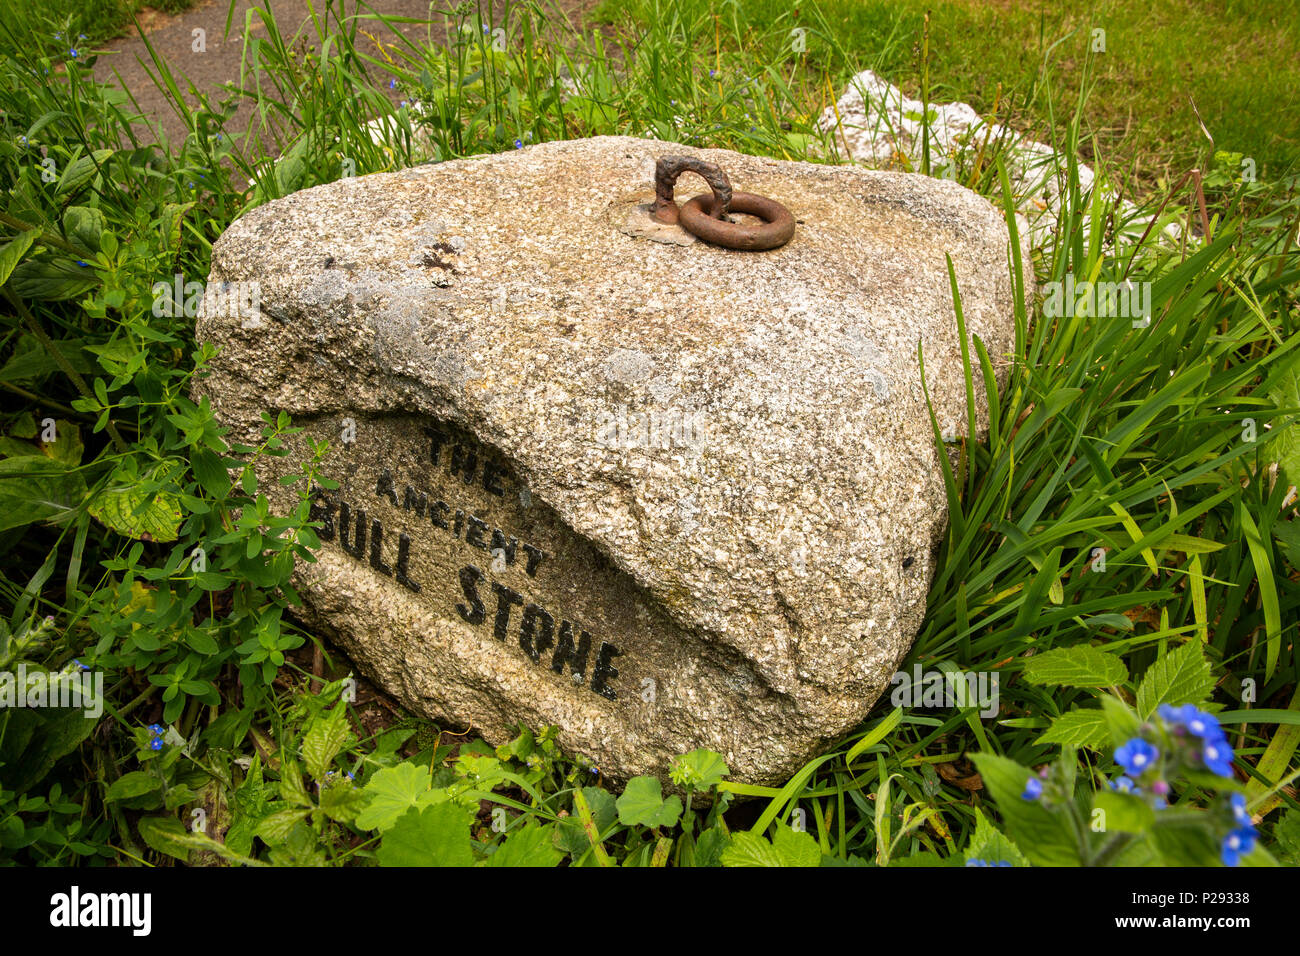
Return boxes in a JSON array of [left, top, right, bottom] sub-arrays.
[[197, 135, 1026, 785]]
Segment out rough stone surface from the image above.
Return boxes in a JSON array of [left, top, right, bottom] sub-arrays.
[[197, 135, 1027, 785]]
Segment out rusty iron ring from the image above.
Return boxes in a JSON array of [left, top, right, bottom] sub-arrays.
[[649, 154, 795, 251], [679, 191, 795, 251]]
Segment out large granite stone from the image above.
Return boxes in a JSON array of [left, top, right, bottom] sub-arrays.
[[196, 135, 1026, 785]]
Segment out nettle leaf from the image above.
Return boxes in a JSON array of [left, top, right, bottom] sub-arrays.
[[319, 781, 368, 823], [301, 704, 350, 781], [255, 807, 311, 846], [89, 481, 184, 542], [616, 776, 683, 828], [356, 762, 446, 831], [1021, 646, 1127, 688], [1099, 694, 1142, 749], [1273, 809, 1300, 866], [1037, 708, 1109, 749], [377, 803, 474, 867], [720, 831, 785, 867], [771, 823, 821, 867], [486, 823, 563, 867], [1135, 640, 1215, 718], [965, 808, 1030, 866], [970, 753, 1082, 866], [720, 824, 819, 867], [692, 826, 731, 868], [226, 757, 272, 857]]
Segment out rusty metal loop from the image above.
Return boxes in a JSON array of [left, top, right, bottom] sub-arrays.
[[679, 191, 796, 251], [649, 154, 795, 251], [651, 155, 732, 225]]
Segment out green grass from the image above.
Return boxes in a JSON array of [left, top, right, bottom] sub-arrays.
[[0, 0, 194, 57], [0, 0, 1296, 866], [594, 0, 1300, 190]]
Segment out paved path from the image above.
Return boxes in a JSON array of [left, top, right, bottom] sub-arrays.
[[93, 0, 597, 150]]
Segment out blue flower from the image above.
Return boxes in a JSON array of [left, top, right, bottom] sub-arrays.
[[1201, 734, 1235, 777], [514, 138, 523, 149], [1220, 826, 1256, 867], [965, 858, 1011, 866], [148, 724, 164, 736], [1021, 777, 1043, 800], [69, 49, 78, 58], [1108, 775, 1138, 794], [1229, 792, 1251, 826], [149, 738, 163, 751], [1162, 704, 1221, 739], [75, 260, 88, 267], [1114, 738, 1159, 775], [72, 659, 89, 671]]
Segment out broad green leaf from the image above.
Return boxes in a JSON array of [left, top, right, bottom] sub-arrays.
[[1134, 640, 1215, 718], [63, 206, 104, 254], [1099, 695, 1143, 749], [301, 704, 350, 781], [1021, 646, 1127, 688], [970, 753, 1082, 866], [191, 447, 232, 498], [255, 807, 311, 846], [319, 781, 368, 823], [0, 455, 87, 531], [1037, 708, 1109, 749], [356, 762, 445, 831], [720, 831, 785, 867], [1093, 790, 1155, 834], [0, 228, 41, 287], [616, 776, 683, 828], [1268, 364, 1300, 486], [487, 823, 563, 867], [39, 419, 82, 466], [771, 823, 821, 867], [0, 699, 100, 793], [965, 808, 1030, 866], [377, 803, 474, 867], [9, 257, 99, 300], [138, 816, 192, 861], [670, 748, 729, 789], [88, 483, 184, 542], [692, 826, 731, 868], [55, 148, 114, 196], [105, 771, 162, 803]]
